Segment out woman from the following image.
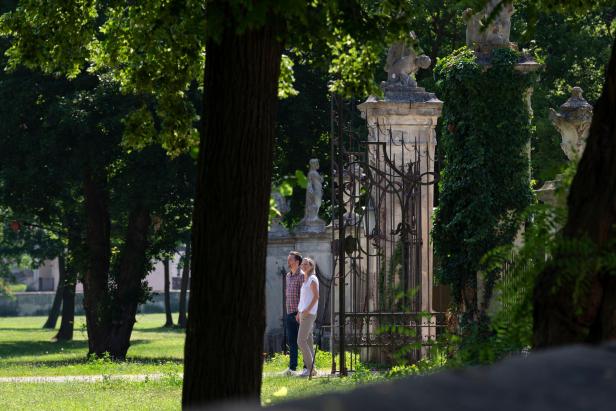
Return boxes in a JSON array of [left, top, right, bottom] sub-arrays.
[[296, 257, 319, 377]]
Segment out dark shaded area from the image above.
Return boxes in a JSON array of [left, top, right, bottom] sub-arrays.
[[534, 36, 616, 346], [211, 344, 616, 411]]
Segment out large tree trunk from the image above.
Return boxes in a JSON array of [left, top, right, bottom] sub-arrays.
[[55, 219, 83, 341], [182, 11, 283, 407], [177, 242, 190, 329], [163, 258, 174, 327], [55, 264, 76, 341], [43, 253, 65, 329], [82, 173, 112, 357], [108, 207, 151, 360], [533, 38, 616, 347]]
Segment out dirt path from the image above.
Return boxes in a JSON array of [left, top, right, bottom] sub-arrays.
[[0, 370, 329, 383], [0, 373, 175, 383]]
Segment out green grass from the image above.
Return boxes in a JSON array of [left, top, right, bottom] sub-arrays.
[[5, 283, 27, 292], [0, 379, 182, 410], [261, 375, 357, 406], [0, 314, 378, 409], [0, 375, 357, 410], [0, 314, 184, 377]]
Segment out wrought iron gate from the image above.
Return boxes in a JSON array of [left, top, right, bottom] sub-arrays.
[[329, 95, 442, 374]]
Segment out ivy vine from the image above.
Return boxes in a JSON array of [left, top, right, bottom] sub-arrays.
[[432, 46, 536, 320]]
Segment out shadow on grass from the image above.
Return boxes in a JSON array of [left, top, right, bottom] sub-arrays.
[[0, 327, 76, 333], [0, 340, 88, 358], [0, 325, 185, 335], [133, 326, 186, 334], [0, 339, 182, 361], [0, 356, 184, 369]]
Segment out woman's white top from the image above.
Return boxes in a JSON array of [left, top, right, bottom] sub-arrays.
[[298, 274, 319, 315]]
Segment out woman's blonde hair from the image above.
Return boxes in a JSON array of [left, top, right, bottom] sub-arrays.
[[302, 257, 315, 274]]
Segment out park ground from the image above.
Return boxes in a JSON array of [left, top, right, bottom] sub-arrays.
[[0, 314, 368, 410]]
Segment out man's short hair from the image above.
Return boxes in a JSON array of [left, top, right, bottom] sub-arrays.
[[289, 251, 303, 264]]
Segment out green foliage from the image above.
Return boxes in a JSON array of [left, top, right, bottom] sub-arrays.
[[274, 61, 332, 226], [432, 46, 535, 313], [0, 0, 420, 154], [378, 241, 403, 311], [269, 170, 307, 226], [384, 364, 418, 378], [0, 55, 195, 321], [514, 3, 615, 182], [0, 0, 98, 78], [383, 342, 448, 377], [466, 160, 616, 360], [486, 205, 563, 356], [279, 54, 299, 98], [328, 32, 382, 97]]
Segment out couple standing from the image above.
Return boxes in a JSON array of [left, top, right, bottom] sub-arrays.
[[284, 251, 319, 377]]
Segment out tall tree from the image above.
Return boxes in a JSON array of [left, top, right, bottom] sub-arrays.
[[43, 254, 65, 329], [184, 3, 418, 405], [162, 258, 174, 328], [177, 242, 190, 329], [0, 0, 434, 406]]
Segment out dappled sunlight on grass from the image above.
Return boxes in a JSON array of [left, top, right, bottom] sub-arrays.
[[261, 375, 357, 406], [0, 314, 184, 377], [0, 314, 380, 410]]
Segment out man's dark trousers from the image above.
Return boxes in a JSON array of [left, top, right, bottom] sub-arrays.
[[285, 312, 299, 370]]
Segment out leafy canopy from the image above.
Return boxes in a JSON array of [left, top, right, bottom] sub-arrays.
[[0, 1, 425, 155]]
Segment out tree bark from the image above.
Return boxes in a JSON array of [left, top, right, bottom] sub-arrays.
[[163, 258, 174, 327], [108, 206, 151, 360], [182, 11, 283, 407], [43, 254, 65, 329], [177, 242, 190, 329], [82, 172, 112, 357], [533, 37, 616, 347], [55, 264, 76, 341]]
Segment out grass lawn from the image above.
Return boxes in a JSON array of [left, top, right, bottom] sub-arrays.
[[0, 314, 378, 410], [0, 314, 184, 377], [0, 379, 183, 411]]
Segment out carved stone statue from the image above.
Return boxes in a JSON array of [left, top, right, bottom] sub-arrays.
[[298, 158, 326, 232], [383, 33, 431, 89], [464, 0, 515, 50], [549, 87, 593, 161], [380, 32, 434, 102], [536, 87, 593, 206]]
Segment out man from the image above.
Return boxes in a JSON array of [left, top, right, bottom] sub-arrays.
[[284, 250, 304, 375]]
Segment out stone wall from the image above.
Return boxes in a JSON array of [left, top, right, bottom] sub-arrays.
[[264, 229, 333, 353]]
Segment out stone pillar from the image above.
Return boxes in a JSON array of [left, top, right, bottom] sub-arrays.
[[536, 87, 593, 205], [357, 93, 442, 314]]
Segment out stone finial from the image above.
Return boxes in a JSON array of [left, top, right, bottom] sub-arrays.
[[549, 86, 593, 161], [297, 158, 326, 233], [464, 0, 515, 51]]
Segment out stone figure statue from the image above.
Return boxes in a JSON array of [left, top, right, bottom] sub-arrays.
[[305, 158, 324, 220], [383, 33, 431, 88], [298, 158, 326, 232], [549, 87, 593, 161], [464, 0, 515, 49]]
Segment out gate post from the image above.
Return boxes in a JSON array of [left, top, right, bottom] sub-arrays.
[[357, 39, 443, 346]]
